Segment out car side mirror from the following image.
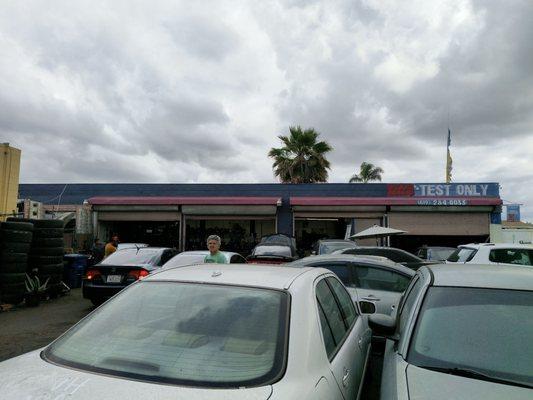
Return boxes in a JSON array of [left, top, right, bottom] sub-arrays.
[[368, 314, 398, 340], [359, 300, 376, 314]]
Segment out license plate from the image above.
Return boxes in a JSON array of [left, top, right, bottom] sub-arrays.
[[106, 275, 122, 283]]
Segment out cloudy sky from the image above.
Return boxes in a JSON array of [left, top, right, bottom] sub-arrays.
[[1, 0, 532, 220]]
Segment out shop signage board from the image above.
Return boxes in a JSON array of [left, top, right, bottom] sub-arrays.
[[386, 183, 500, 207]]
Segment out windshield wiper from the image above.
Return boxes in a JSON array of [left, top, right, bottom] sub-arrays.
[[418, 365, 532, 389]]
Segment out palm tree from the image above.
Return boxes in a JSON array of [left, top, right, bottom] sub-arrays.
[[269, 126, 333, 183], [349, 162, 384, 183]]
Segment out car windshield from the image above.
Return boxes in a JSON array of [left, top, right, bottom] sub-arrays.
[[319, 241, 357, 254], [100, 248, 162, 265], [447, 247, 477, 262], [408, 287, 533, 387], [428, 248, 455, 260], [252, 245, 292, 257], [163, 253, 209, 268], [44, 281, 288, 388]]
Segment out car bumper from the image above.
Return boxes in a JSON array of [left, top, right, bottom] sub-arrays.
[[82, 280, 128, 300]]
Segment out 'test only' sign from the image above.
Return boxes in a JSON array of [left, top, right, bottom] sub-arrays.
[[415, 184, 491, 197]]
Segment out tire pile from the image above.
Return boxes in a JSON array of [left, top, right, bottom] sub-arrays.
[[0, 221, 34, 304], [28, 220, 65, 296]]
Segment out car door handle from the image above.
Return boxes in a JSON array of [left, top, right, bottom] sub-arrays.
[[342, 368, 350, 387], [361, 296, 380, 302]]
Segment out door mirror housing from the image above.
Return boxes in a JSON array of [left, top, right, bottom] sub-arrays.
[[359, 300, 376, 314], [368, 314, 398, 340]]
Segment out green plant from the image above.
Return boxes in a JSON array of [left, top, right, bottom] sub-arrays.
[[25, 274, 50, 294]]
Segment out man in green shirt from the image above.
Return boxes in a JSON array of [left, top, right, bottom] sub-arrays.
[[204, 235, 228, 264]]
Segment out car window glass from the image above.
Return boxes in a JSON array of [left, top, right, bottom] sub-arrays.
[[230, 254, 245, 264], [489, 249, 532, 266], [317, 301, 336, 357], [399, 278, 424, 334], [447, 247, 477, 262], [353, 265, 411, 293], [317, 263, 352, 286], [316, 279, 346, 350], [327, 277, 357, 327], [45, 282, 288, 387]]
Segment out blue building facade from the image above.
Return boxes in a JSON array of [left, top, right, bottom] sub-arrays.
[[19, 182, 502, 253]]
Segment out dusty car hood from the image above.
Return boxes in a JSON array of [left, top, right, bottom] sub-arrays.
[[0, 350, 273, 400], [406, 364, 532, 400]]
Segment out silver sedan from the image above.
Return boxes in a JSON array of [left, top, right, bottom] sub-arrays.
[[289, 254, 415, 315], [370, 264, 533, 399], [0, 264, 372, 399]]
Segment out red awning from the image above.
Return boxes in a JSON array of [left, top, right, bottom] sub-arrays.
[[290, 197, 502, 206], [88, 196, 281, 206]]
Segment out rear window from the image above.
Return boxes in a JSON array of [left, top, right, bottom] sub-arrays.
[[44, 282, 289, 388], [447, 247, 477, 262], [489, 248, 533, 266], [100, 248, 162, 265], [319, 241, 357, 254], [252, 245, 292, 258]]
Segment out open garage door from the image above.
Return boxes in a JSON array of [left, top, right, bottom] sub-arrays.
[[388, 212, 491, 253]]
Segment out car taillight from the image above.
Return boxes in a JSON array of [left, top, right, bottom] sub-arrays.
[[85, 269, 101, 280], [128, 269, 149, 280]]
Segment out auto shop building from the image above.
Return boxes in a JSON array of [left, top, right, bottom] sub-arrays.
[[18, 182, 502, 254]]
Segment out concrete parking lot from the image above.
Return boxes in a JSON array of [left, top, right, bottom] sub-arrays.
[[0, 290, 382, 398]]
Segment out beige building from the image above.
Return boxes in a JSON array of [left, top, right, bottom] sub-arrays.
[[0, 143, 21, 221]]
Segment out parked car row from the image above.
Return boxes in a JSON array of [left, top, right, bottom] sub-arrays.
[[1, 257, 531, 399]]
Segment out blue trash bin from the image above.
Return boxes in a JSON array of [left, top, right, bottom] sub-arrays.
[[63, 254, 89, 288]]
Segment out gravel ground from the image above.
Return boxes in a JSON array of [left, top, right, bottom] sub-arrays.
[[0, 289, 382, 398], [0, 289, 93, 362]]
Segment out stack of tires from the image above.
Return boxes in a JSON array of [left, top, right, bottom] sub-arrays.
[[28, 220, 65, 296], [0, 221, 34, 304]]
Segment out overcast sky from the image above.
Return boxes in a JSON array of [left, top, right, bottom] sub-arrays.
[[1, 0, 532, 221]]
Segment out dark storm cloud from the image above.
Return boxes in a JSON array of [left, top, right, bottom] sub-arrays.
[[0, 0, 531, 218]]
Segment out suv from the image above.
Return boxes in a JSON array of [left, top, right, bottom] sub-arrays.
[[447, 243, 533, 267]]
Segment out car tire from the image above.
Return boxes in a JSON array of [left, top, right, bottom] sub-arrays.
[[90, 298, 104, 307], [0, 229, 33, 243], [0, 221, 34, 232], [38, 264, 64, 275], [31, 220, 64, 229], [29, 247, 64, 256], [0, 281, 26, 295], [32, 238, 64, 248], [38, 273, 62, 284], [0, 263, 27, 274], [32, 228, 64, 239], [0, 242, 31, 253], [0, 252, 27, 264], [0, 273, 26, 285], [28, 255, 64, 266], [1, 293, 24, 305]]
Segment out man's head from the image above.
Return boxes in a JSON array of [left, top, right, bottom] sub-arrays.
[[207, 235, 221, 254], [111, 235, 119, 245]]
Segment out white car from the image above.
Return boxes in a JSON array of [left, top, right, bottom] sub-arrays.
[[162, 250, 246, 267], [0, 264, 372, 399], [447, 243, 532, 267]]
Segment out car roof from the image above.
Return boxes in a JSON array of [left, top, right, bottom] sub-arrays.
[[318, 239, 355, 243], [146, 264, 318, 290], [117, 247, 170, 251], [289, 254, 415, 275], [425, 264, 533, 290], [459, 243, 533, 249], [175, 250, 239, 256]]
